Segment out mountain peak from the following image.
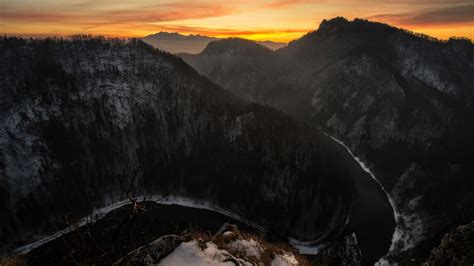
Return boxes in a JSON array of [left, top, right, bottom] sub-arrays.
[[146, 31, 181, 38], [284, 17, 407, 53], [319, 16, 350, 30], [313, 17, 399, 38], [141, 32, 218, 53], [201, 37, 272, 56], [144, 31, 215, 41]]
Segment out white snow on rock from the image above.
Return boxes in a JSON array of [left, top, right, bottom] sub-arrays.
[[272, 252, 299, 266], [158, 240, 242, 266], [230, 238, 262, 258], [158, 239, 301, 266], [222, 231, 234, 237]]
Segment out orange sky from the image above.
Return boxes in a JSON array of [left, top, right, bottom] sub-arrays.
[[1, 0, 473, 42]]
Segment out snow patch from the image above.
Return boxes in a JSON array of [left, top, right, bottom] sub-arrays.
[[159, 239, 299, 266], [158, 240, 240, 266], [223, 231, 234, 237], [272, 252, 299, 266], [230, 238, 262, 258], [385, 164, 427, 255]]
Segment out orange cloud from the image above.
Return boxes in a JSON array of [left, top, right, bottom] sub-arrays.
[[264, 0, 320, 9], [2, 3, 233, 25], [154, 25, 309, 35], [367, 4, 474, 27], [141, 24, 310, 42]]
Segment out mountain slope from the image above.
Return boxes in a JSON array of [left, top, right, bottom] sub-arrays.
[[181, 38, 276, 103], [182, 17, 474, 263], [0, 36, 356, 256]]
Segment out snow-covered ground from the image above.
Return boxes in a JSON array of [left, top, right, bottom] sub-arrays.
[[158, 239, 299, 266], [158, 240, 240, 266], [230, 238, 262, 258]]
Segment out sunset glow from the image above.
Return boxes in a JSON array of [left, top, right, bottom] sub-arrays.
[[1, 0, 473, 42]]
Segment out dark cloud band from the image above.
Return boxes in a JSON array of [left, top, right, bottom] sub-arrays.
[[368, 4, 474, 26]]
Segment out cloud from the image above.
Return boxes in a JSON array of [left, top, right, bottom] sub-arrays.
[[151, 25, 310, 36], [1, 2, 235, 27], [3, 0, 473, 41], [264, 0, 319, 9], [83, 4, 234, 30], [368, 4, 474, 26], [340, 0, 471, 4]]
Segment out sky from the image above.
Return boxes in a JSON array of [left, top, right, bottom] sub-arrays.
[[1, 0, 473, 42]]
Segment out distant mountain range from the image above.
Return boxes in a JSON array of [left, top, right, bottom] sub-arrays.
[[142, 32, 286, 54]]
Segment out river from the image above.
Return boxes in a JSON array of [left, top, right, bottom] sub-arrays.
[[324, 134, 396, 264]]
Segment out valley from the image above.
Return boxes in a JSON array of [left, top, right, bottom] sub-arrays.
[[1, 16, 473, 265]]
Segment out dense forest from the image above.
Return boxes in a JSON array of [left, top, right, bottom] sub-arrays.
[[0, 36, 358, 259]]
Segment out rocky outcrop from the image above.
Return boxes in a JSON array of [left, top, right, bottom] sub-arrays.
[[312, 233, 363, 266], [426, 221, 474, 266], [115, 224, 305, 265]]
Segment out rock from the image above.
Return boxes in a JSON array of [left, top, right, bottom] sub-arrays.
[[114, 224, 305, 265], [426, 221, 474, 266], [312, 233, 363, 266]]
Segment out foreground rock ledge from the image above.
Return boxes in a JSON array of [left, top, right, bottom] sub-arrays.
[[114, 223, 307, 265], [426, 221, 474, 266]]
